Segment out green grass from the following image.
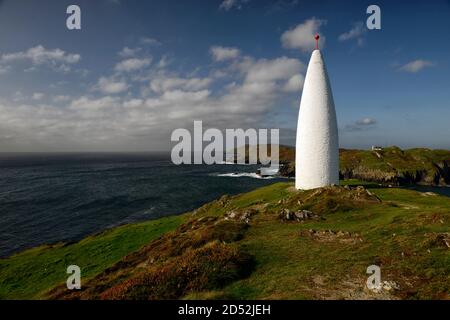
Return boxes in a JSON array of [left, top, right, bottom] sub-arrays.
[[183, 181, 450, 299], [227, 185, 448, 299], [339, 147, 450, 185], [0, 215, 185, 299], [1, 180, 449, 300]]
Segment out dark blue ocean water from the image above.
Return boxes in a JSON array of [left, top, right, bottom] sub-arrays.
[[0, 153, 283, 258]]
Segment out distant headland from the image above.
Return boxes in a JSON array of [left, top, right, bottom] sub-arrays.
[[231, 145, 450, 186]]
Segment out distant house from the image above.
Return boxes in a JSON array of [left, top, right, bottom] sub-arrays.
[[372, 146, 383, 151]]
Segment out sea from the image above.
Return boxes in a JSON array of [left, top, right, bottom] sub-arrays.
[[0, 153, 284, 258]]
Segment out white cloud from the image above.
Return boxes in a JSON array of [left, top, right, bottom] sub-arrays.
[[97, 77, 129, 94], [123, 99, 144, 108], [12, 91, 25, 102], [150, 76, 213, 93], [157, 56, 170, 68], [356, 117, 377, 125], [344, 117, 377, 131], [118, 47, 141, 58], [0, 45, 81, 72], [338, 22, 366, 42], [210, 46, 240, 61], [70, 96, 119, 111], [0, 45, 306, 151], [114, 57, 152, 72], [244, 57, 303, 82], [283, 74, 304, 92], [162, 89, 211, 103], [140, 37, 161, 46], [398, 60, 434, 73], [32, 92, 45, 100], [219, 0, 238, 11], [213, 56, 304, 115], [53, 95, 71, 103], [338, 22, 367, 47], [219, 0, 251, 11], [281, 18, 326, 52]]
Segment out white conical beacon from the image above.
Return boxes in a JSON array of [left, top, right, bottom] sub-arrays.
[[295, 34, 339, 190]]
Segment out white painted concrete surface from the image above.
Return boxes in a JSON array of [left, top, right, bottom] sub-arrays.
[[295, 49, 339, 190]]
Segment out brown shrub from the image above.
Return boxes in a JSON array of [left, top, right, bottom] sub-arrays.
[[48, 217, 252, 300], [100, 241, 253, 300]]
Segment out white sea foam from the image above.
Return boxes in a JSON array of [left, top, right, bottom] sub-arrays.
[[216, 172, 275, 179], [216, 161, 238, 165]]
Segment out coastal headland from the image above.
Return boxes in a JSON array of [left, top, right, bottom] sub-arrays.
[[1, 178, 449, 300]]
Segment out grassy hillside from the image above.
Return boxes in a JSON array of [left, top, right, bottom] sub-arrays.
[[340, 147, 450, 185], [0, 215, 184, 299], [277, 146, 450, 186], [2, 180, 448, 300]]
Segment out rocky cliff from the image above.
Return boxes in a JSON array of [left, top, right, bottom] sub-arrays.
[[270, 145, 450, 186]]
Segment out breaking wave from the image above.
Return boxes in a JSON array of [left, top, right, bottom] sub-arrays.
[[215, 172, 276, 180]]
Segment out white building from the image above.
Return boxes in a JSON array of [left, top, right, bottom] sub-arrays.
[[295, 38, 339, 190]]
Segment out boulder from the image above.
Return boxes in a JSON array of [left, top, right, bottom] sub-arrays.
[[280, 209, 320, 222]]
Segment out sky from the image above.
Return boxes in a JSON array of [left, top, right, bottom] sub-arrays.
[[0, 0, 449, 152]]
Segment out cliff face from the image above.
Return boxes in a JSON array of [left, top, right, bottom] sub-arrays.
[[276, 146, 450, 186], [339, 147, 450, 186]]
